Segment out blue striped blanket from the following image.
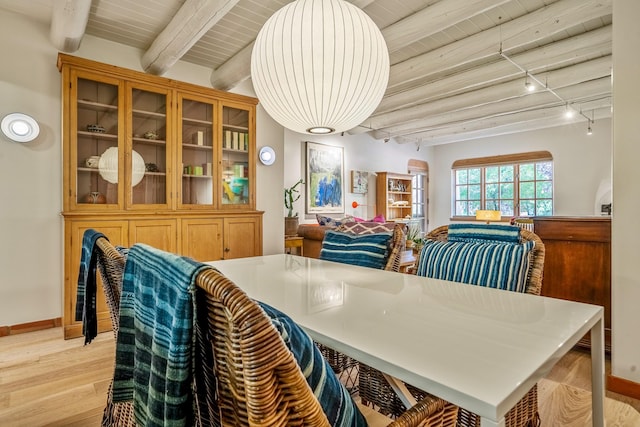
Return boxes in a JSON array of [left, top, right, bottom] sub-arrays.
[[112, 243, 211, 427], [75, 229, 106, 344], [259, 302, 366, 427]]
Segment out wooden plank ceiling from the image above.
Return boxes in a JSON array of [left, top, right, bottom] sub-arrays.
[[0, 0, 612, 146]]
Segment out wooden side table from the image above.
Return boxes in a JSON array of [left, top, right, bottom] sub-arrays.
[[399, 250, 416, 274], [284, 236, 304, 256]]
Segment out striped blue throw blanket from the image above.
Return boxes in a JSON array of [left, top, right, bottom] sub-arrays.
[[75, 229, 106, 344], [259, 302, 366, 427], [112, 243, 211, 427]]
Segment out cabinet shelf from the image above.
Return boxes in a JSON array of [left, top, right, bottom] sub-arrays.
[[132, 108, 166, 119], [78, 130, 118, 140], [183, 117, 213, 126], [78, 99, 118, 112], [133, 136, 166, 146], [222, 148, 248, 153], [182, 174, 212, 179], [223, 124, 249, 132], [77, 167, 100, 173], [182, 142, 212, 151]]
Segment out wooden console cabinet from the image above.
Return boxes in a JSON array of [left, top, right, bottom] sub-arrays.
[[533, 216, 611, 350], [59, 54, 263, 339]]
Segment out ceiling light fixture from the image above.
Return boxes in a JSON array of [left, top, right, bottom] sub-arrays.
[[501, 51, 592, 126], [1, 113, 40, 143], [524, 72, 535, 92], [251, 0, 390, 135], [565, 103, 575, 119]]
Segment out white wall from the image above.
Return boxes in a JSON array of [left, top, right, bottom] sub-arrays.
[[430, 119, 612, 228], [0, 13, 63, 325], [612, 0, 640, 385], [282, 130, 434, 223]]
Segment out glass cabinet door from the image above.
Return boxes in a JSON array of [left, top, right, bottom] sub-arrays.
[[179, 94, 215, 207], [73, 72, 122, 208], [128, 84, 170, 209], [221, 103, 252, 208]]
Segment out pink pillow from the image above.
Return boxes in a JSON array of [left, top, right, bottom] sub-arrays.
[[370, 214, 385, 223]]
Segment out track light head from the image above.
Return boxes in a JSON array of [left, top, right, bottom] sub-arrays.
[[523, 72, 535, 92], [565, 104, 575, 119]]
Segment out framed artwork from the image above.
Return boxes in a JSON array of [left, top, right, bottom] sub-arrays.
[[351, 170, 368, 194], [305, 141, 344, 214]]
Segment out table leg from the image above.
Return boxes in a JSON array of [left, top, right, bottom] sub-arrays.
[[382, 373, 417, 409], [590, 316, 605, 427], [480, 418, 505, 427]]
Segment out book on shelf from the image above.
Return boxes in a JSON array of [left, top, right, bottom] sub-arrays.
[[192, 130, 204, 146], [224, 130, 231, 149], [232, 131, 239, 150]]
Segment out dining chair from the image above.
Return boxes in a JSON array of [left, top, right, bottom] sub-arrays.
[[511, 217, 535, 232], [316, 222, 407, 392], [359, 224, 545, 427], [92, 237, 135, 426], [193, 267, 458, 427]]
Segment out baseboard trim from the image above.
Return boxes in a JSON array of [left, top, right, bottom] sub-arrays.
[[608, 374, 640, 400], [0, 318, 62, 337]]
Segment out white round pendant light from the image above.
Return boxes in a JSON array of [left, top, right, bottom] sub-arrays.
[[251, 0, 389, 135]]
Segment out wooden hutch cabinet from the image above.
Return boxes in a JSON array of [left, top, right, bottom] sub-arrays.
[[58, 54, 263, 339], [532, 216, 611, 350], [376, 172, 413, 221]]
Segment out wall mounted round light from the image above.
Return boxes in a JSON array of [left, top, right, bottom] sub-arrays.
[[251, 0, 390, 135], [1, 113, 40, 143], [258, 146, 276, 165]]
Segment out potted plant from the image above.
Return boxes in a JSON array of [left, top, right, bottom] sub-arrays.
[[284, 178, 304, 236], [405, 221, 422, 250]]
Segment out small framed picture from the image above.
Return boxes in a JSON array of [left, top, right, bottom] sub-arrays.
[[351, 170, 368, 194]]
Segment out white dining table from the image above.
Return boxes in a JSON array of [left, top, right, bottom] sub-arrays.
[[207, 254, 605, 427]]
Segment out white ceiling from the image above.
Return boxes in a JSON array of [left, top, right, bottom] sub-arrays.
[[0, 0, 612, 146]]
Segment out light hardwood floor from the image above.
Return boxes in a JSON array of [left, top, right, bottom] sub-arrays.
[[1, 328, 639, 426]]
